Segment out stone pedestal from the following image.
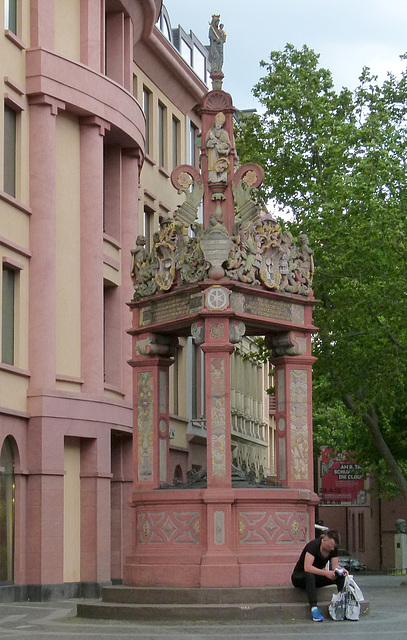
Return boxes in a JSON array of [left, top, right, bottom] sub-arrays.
[[395, 532, 407, 571]]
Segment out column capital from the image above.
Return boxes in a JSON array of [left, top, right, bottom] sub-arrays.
[[79, 115, 111, 136], [123, 146, 144, 175], [133, 332, 178, 358], [200, 343, 234, 355], [271, 354, 317, 367], [28, 93, 65, 115]]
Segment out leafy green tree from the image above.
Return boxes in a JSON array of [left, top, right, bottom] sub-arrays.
[[236, 44, 407, 497]]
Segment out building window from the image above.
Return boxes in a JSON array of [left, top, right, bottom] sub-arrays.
[[103, 144, 121, 239], [172, 116, 179, 170], [190, 338, 198, 419], [158, 102, 166, 168], [358, 512, 365, 551], [173, 465, 183, 483], [103, 282, 120, 387], [142, 87, 151, 156], [156, 7, 172, 44], [2, 266, 15, 365], [171, 348, 179, 415], [160, 15, 171, 41], [4, 0, 17, 34], [144, 207, 154, 252], [194, 46, 206, 83], [0, 437, 15, 583], [4, 105, 16, 197], [351, 512, 356, 552], [180, 38, 192, 66], [188, 120, 198, 168]]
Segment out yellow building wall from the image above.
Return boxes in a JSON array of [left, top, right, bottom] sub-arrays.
[[1, 0, 30, 204], [0, 2, 31, 414], [134, 64, 200, 453], [64, 438, 81, 582], [0, 370, 28, 412], [54, 0, 80, 63], [0, 200, 30, 247], [169, 417, 187, 449], [55, 113, 81, 388], [0, 247, 30, 413], [176, 338, 187, 418], [133, 65, 187, 227]]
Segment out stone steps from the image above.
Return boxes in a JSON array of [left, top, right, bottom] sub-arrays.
[[101, 585, 325, 605], [76, 584, 370, 622]]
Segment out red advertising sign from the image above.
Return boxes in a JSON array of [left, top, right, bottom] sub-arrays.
[[319, 448, 367, 506]]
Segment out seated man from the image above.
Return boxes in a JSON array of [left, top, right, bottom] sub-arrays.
[[291, 528, 348, 622]]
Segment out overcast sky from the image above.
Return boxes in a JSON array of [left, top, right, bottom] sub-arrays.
[[163, 0, 407, 111]]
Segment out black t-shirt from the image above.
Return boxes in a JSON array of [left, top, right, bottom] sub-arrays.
[[293, 537, 338, 574]]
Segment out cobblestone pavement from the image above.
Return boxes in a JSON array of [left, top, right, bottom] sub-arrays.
[[0, 574, 405, 640]]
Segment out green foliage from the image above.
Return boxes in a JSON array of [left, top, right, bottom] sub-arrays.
[[237, 45, 407, 496]]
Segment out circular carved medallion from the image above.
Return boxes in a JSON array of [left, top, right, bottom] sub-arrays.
[[205, 286, 229, 311]]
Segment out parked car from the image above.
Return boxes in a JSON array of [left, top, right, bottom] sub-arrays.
[[337, 549, 366, 572]]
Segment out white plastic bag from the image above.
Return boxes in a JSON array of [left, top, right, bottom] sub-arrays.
[[329, 590, 346, 620], [329, 574, 364, 622], [344, 575, 364, 621], [345, 575, 365, 603], [345, 591, 361, 621]]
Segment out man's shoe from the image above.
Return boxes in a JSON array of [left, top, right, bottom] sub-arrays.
[[311, 606, 324, 622]]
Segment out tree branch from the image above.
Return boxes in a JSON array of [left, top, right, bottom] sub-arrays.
[[343, 393, 407, 498], [376, 316, 407, 351]]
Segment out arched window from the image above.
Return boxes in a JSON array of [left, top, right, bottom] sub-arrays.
[[0, 437, 15, 583], [173, 465, 183, 484]]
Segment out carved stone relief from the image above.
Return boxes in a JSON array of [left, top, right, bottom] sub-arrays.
[[137, 371, 154, 481], [290, 369, 309, 480]]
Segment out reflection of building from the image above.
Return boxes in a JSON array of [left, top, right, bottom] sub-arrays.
[[0, 1, 276, 598], [317, 449, 407, 572]]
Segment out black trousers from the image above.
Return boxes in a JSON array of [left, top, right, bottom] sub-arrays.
[[291, 571, 345, 608]]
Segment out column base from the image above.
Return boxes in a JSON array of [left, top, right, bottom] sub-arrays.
[[200, 563, 239, 587]]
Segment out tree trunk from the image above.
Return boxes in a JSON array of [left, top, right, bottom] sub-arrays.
[[343, 394, 407, 498]]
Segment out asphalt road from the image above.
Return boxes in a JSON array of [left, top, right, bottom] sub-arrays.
[[0, 574, 405, 640]]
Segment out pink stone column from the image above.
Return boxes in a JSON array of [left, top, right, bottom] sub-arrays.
[[129, 333, 174, 491], [105, 11, 125, 87], [110, 435, 133, 580], [79, 116, 110, 395], [201, 316, 234, 489], [121, 150, 141, 399], [200, 315, 239, 587], [123, 16, 133, 92], [80, 0, 103, 72], [13, 471, 27, 585], [272, 347, 316, 490], [80, 435, 111, 582], [28, 97, 64, 390], [25, 419, 64, 585], [30, 0, 54, 49]]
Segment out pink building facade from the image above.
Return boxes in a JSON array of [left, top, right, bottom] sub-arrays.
[[0, 0, 207, 598]]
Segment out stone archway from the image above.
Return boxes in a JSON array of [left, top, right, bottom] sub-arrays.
[[0, 436, 16, 583]]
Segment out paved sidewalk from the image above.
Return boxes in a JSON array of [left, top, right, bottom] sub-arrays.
[[0, 574, 405, 639]]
